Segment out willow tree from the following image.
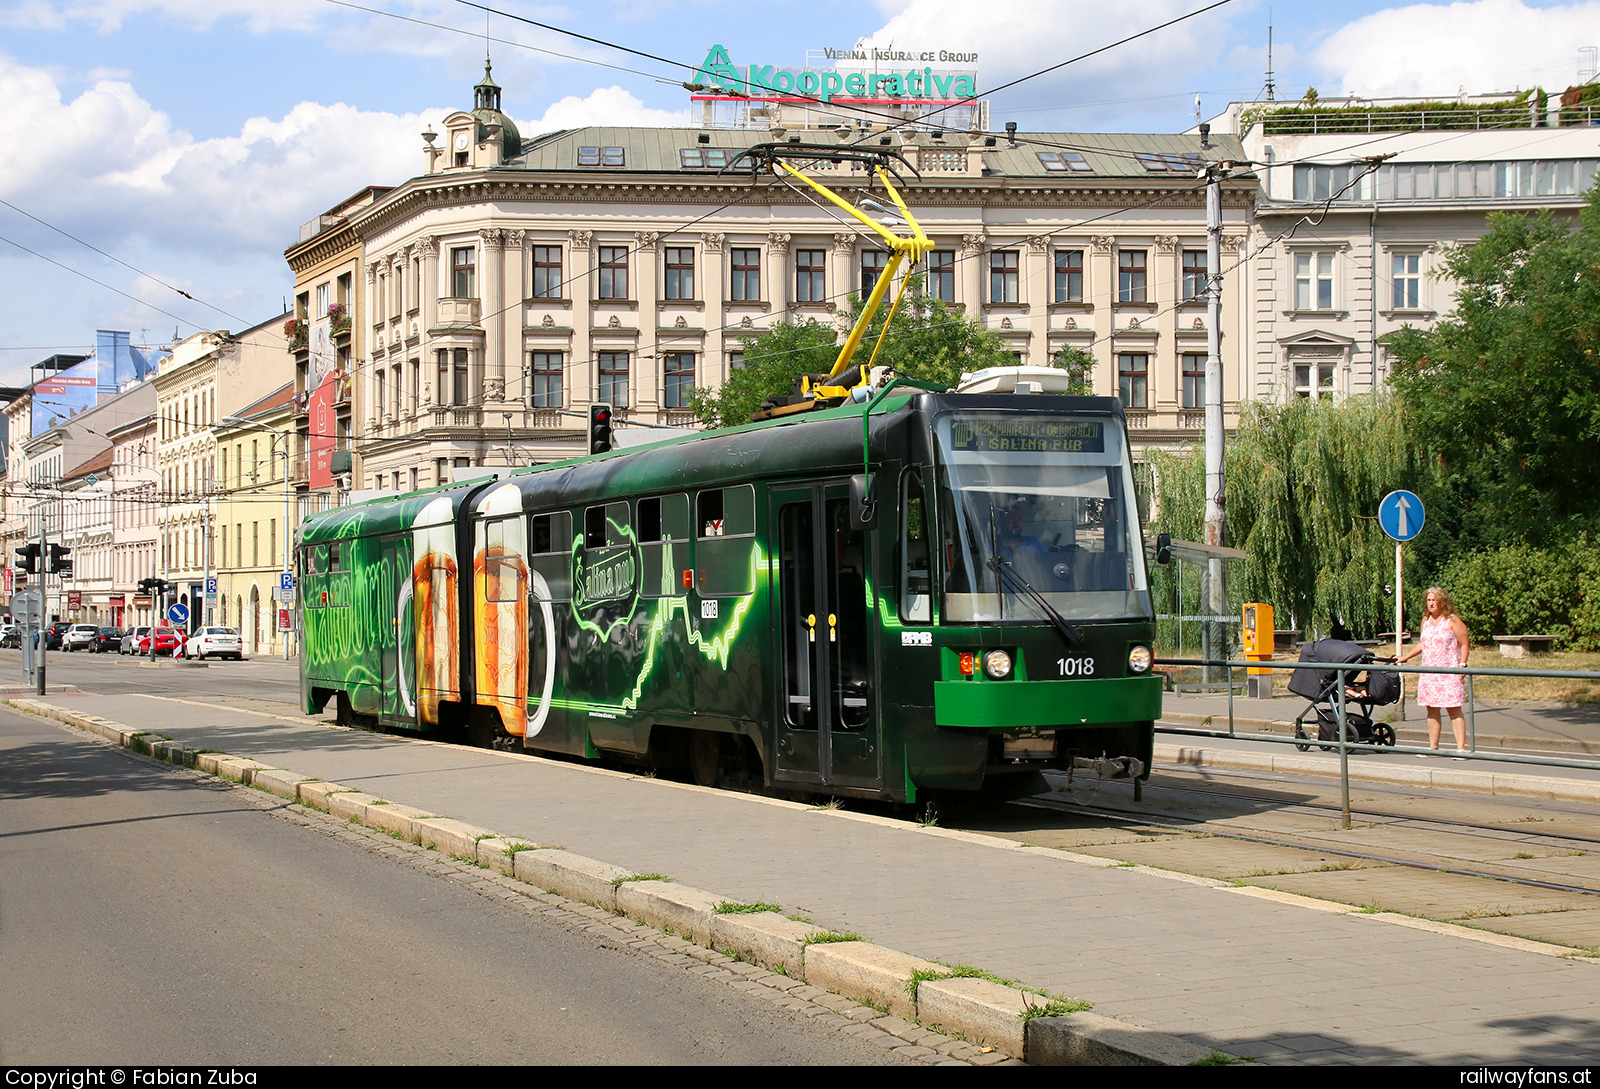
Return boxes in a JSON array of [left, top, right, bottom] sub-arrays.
[[1148, 392, 1419, 640]]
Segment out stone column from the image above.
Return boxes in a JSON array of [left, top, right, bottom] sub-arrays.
[[832, 233, 858, 313], [768, 232, 791, 320], [503, 230, 526, 406], [1090, 236, 1116, 397], [417, 237, 439, 336], [1026, 235, 1049, 366], [634, 231, 660, 414], [702, 233, 726, 386], [480, 228, 505, 403], [569, 230, 594, 407], [961, 234, 985, 317]]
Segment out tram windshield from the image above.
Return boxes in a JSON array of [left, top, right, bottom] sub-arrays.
[[934, 412, 1151, 623]]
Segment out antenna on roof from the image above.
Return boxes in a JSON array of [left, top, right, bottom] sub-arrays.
[[1264, 17, 1277, 102]]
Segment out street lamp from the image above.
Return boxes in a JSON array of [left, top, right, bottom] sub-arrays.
[[219, 415, 295, 662]]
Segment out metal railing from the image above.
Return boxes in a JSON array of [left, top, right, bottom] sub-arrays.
[[1152, 656, 1600, 828], [1254, 103, 1600, 135]]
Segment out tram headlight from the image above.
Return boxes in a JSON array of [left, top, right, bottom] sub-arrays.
[[1128, 645, 1153, 674], [983, 649, 1013, 679]]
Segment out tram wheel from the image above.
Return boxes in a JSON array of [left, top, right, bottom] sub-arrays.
[[689, 731, 722, 788]]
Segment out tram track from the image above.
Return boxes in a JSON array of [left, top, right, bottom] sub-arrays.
[[1012, 793, 1600, 900]]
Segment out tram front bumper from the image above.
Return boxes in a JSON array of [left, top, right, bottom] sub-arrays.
[[932, 676, 1162, 730]]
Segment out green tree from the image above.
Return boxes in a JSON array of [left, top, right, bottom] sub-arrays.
[[1385, 198, 1600, 554], [687, 280, 1024, 428]]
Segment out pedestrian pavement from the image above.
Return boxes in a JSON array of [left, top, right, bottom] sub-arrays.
[[25, 686, 1600, 1066]]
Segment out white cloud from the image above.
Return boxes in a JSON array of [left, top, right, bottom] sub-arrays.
[[525, 85, 690, 133], [1308, 0, 1600, 98], [2, 0, 324, 32]]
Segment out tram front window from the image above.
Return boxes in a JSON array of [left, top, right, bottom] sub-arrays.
[[934, 412, 1151, 623]]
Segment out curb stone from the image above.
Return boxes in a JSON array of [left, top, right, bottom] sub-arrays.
[[18, 698, 1231, 1066]]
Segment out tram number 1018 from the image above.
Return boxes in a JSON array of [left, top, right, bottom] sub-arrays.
[[1057, 657, 1097, 677]]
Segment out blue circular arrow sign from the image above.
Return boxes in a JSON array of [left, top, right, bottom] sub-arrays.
[[168, 602, 190, 625], [1379, 490, 1425, 543]]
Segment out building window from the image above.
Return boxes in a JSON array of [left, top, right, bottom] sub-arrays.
[[1054, 250, 1083, 303], [410, 359, 420, 415], [679, 147, 729, 169], [1118, 250, 1147, 303], [663, 352, 694, 408], [664, 247, 695, 301], [795, 249, 826, 303], [1293, 163, 1373, 201], [1038, 151, 1091, 172], [437, 347, 471, 405], [532, 246, 563, 299], [730, 247, 761, 301], [436, 458, 449, 486], [728, 351, 745, 371], [1295, 361, 1335, 400], [1392, 253, 1421, 309], [1294, 252, 1335, 310], [924, 250, 955, 302], [1182, 251, 1208, 301], [1118, 354, 1149, 409], [1182, 353, 1206, 409], [530, 352, 563, 408], [598, 246, 629, 300], [989, 251, 1018, 303], [316, 282, 331, 316], [1136, 152, 1204, 173], [578, 146, 625, 167], [598, 352, 630, 407], [860, 250, 888, 296], [451, 247, 475, 298]]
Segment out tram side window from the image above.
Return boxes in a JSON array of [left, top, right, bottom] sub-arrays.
[[638, 494, 690, 599], [325, 541, 350, 608], [697, 484, 756, 596], [900, 473, 932, 623], [584, 502, 629, 549], [528, 511, 573, 603], [484, 517, 522, 603]]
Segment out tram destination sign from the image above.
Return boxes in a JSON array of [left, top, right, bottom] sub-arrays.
[[948, 419, 1104, 454]]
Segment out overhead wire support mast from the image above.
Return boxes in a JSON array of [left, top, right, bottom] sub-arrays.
[[728, 143, 934, 407]]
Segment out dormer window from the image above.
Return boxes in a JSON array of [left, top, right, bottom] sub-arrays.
[[1038, 151, 1092, 173], [578, 146, 625, 167]]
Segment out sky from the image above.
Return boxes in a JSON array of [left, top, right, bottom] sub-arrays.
[[2, 0, 1598, 383]]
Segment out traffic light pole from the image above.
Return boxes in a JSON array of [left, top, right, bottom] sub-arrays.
[[36, 523, 46, 695]]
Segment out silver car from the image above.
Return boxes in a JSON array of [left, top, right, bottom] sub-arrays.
[[62, 624, 99, 652], [120, 626, 151, 654]]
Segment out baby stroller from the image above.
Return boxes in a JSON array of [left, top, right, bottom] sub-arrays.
[[1288, 639, 1401, 752]]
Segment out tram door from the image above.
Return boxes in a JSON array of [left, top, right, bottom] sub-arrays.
[[378, 536, 413, 725], [771, 482, 881, 790]]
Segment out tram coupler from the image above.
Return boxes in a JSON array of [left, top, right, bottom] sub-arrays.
[[1055, 754, 1148, 801]]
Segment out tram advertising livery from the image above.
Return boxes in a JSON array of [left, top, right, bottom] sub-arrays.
[[296, 144, 1159, 807], [296, 385, 1160, 806]]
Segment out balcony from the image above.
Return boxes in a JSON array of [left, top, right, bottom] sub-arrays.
[[434, 297, 482, 329]]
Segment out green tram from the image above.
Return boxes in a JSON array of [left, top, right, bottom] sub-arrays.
[[297, 386, 1163, 807]]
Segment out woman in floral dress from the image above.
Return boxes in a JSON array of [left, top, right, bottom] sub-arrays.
[[1398, 587, 1471, 752]]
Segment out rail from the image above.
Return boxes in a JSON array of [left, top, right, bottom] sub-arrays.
[[1152, 656, 1600, 828], [1253, 103, 1600, 135]]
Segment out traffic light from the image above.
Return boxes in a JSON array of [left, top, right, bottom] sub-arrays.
[[588, 402, 613, 455], [15, 543, 39, 574], [47, 544, 71, 577]]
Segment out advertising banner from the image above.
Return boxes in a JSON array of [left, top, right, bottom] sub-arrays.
[[308, 371, 339, 490]]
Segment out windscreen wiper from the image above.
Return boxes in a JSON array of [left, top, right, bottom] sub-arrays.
[[986, 555, 1086, 648]]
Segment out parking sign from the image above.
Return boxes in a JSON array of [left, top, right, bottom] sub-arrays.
[[280, 572, 295, 591]]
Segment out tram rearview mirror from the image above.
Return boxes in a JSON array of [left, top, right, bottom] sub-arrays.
[[850, 474, 879, 531], [1155, 532, 1172, 565]]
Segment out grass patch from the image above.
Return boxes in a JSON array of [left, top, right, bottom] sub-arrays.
[[713, 900, 783, 915], [1020, 995, 1092, 1021], [801, 931, 865, 945], [612, 872, 674, 887], [1193, 1050, 1249, 1066], [1514, 852, 1536, 859], [906, 963, 1021, 1000], [1355, 903, 1382, 914], [771, 962, 788, 977], [809, 798, 846, 811], [787, 912, 815, 925], [1462, 651, 1600, 703], [503, 842, 539, 857]]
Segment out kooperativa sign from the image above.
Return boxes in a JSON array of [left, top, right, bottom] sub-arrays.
[[692, 44, 977, 104]]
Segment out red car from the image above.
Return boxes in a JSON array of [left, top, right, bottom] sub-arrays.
[[137, 628, 183, 656]]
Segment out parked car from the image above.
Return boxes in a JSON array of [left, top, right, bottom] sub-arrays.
[[62, 624, 99, 652], [182, 626, 242, 661], [92, 627, 124, 652], [0, 625, 19, 648], [45, 621, 72, 650], [136, 627, 183, 656], [120, 626, 151, 655]]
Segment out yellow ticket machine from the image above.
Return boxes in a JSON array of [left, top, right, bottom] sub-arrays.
[[1242, 603, 1275, 698]]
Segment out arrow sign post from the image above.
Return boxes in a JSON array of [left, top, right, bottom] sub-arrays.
[[1379, 490, 1426, 719]]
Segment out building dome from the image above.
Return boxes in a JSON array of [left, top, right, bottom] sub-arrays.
[[473, 62, 522, 161]]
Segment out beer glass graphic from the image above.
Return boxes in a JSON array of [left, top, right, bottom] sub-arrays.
[[413, 499, 459, 724], [475, 483, 530, 736]]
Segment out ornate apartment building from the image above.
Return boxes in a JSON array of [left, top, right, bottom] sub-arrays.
[[286, 69, 1255, 492], [1206, 94, 1600, 401]]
